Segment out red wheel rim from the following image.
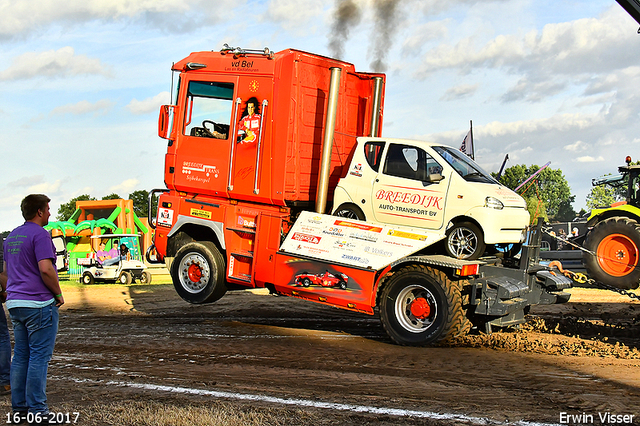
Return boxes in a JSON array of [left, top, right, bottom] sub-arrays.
[[597, 233, 639, 277], [187, 263, 203, 282], [409, 297, 431, 319]]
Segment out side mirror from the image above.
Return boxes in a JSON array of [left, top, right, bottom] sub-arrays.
[[158, 105, 177, 140], [424, 173, 444, 184]]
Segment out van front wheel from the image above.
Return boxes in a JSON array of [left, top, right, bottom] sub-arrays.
[[445, 222, 485, 260], [333, 203, 366, 221]]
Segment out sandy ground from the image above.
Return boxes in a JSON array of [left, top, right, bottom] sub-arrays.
[[0, 280, 638, 425]]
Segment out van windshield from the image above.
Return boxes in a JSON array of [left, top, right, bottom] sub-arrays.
[[432, 146, 498, 184]]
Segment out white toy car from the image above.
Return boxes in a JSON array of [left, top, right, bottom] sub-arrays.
[[77, 234, 152, 284], [332, 137, 530, 260]]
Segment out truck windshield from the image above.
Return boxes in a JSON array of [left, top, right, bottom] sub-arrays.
[[184, 81, 234, 138], [432, 146, 498, 184]]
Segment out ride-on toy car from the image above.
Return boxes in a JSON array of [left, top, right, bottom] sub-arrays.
[[77, 234, 151, 284]]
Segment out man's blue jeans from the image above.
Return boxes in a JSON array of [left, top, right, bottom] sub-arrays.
[[0, 305, 11, 386], [9, 304, 58, 414]]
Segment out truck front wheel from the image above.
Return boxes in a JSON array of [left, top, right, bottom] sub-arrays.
[[172, 241, 228, 303], [379, 265, 470, 346], [584, 217, 640, 289]]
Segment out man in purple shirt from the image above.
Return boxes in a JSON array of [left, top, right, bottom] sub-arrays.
[[0, 194, 64, 425]]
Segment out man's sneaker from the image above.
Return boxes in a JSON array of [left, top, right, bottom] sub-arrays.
[[0, 384, 10, 395]]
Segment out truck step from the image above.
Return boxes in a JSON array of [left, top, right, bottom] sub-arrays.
[[227, 227, 256, 235], [228, 274, 252, 283], [230, 250, 254, 259]]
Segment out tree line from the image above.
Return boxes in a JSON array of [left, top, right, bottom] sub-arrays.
[[55, 190, 150, 221]]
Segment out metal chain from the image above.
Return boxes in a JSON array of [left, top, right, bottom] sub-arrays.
[[549, 263, 640, 301]]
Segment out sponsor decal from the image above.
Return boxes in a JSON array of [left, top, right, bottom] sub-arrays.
[[349, 231, 378, 243], [322, 226, 345, 237], [387, 229, 427, 241], [364, 246, 393, 257], [334, 240, 357, 250], [190, 208, 212, 219], [292, 232, 321, 244], [333, 220, 383, 233], [378, 204, 439, 218], [341, 254, 369, 265], [305, 247, 331, 256], [308, 215, 323, 224], [182, 161, 219, 178], [349, 163, 363, 177], [224, 60, 260, 72], [237, 216, 256, 228], [158, 208, 174, 226], [375, 189, 443, 210]]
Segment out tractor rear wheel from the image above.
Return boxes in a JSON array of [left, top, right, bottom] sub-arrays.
[[171, 241, 227, 304], [378, 265, 471, 346], [584, 217, 640, 290]]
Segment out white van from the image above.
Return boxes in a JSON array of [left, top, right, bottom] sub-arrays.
[[331, 137, 530, 260]]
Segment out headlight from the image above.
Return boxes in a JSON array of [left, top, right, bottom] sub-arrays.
[[485, 196, 504, 210]]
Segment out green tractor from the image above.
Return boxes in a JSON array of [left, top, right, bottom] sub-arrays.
[[583, 156, 640, 289]]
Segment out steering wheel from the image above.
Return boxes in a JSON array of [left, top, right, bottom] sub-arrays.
[[202, 120, 220, 138]]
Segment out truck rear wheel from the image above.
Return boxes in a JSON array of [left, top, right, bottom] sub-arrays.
[[379, 265, 470, 346], [172, 241, 227, 303], [584, 217, 640, 289]]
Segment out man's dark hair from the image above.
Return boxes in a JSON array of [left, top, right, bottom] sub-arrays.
[[21, 194, 51, 220]]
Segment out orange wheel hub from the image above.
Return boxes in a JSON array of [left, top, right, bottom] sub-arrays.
[[597, 233, 639, 277], [187, 263, 203, 282], [410, 297, 431, 319]]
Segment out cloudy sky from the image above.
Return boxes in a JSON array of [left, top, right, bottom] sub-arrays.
[[1, 0, 638, 230]]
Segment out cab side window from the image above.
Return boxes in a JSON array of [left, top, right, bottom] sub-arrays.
[[364, 141, 385, 172], [383, 143, 442, 181], [184, 81, 234, 139]]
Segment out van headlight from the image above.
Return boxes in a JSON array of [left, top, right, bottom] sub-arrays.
[[485, 196, 504, 210]]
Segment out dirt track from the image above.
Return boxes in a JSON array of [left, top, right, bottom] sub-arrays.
[[1, 283, 639, 425]]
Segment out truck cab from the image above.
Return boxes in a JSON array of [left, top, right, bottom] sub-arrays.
[[332, 137, 529, 259]]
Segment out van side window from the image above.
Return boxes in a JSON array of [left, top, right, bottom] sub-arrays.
[[383, 143, 441, 181], [364, 141, 385, 172], [184, 81, 234, 139]]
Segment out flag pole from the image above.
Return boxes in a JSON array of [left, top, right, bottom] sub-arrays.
[[470, 120, 474, 160]]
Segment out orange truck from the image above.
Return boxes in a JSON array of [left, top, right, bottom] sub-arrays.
[[149, 46, 571, 345]]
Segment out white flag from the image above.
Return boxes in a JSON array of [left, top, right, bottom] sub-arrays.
[[460, 130, 473, 159]]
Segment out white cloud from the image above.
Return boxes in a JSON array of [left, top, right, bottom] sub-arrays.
[[126, 92, 170, 115], [109, 179, 140, 196], [28, 179, 63, 194], [0, 0, 236, 38], [0, 47, 111, 81], [440, 83, 478, 101], [50, 99, 115, 117], [564, 141, 588, 152], [5, 175, 45, 188], [576, 156, 605, 162], [264, 0, 327, 33]]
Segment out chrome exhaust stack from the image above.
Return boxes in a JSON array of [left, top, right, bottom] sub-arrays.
[[316, 67, 342, 214], [369, 77, 384, 137]]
